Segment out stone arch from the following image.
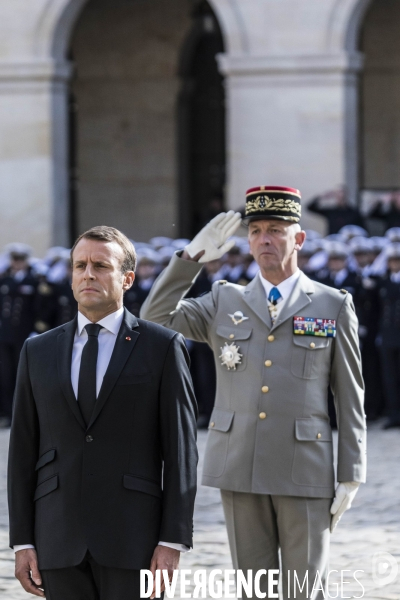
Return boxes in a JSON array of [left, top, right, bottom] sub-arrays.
[[344, 0, 373, 52], [32, 0, 244, 63], [32, 0, 88, 61], [323, 0, 373, 205], [177, 3, 226, 237], [29, 0, 244, 244], [358, 0, 400, 192], [326, 0, 373, 53], [28, 0, 238, 243]]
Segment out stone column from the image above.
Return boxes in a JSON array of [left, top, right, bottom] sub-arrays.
[[219, 52, 364, 232], [0, 59, 72, 256]]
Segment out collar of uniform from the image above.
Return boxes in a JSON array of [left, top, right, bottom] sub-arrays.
[[334, 268, 348, 286], [390, 271, 400, 284], [77, 306, 125, 336], [258, 269, 301, 302]]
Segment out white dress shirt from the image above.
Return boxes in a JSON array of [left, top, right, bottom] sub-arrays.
[[15, 307, 187, 554], [259, 269, 301, 321]]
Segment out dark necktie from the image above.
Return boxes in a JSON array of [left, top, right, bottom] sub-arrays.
[[78, 323, 103, 426]]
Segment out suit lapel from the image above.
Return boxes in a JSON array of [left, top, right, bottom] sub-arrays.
[[271, 271, 314, 332], [57, 317, 86, 430], [242, 274, 272, 329], [88, 309, 140, 428]]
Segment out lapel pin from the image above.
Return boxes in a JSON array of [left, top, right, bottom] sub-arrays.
[[228, 311, 249, 325], [126, 336, 131, 341]]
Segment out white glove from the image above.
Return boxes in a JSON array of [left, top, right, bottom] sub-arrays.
[[185, 211, 242, 263], [330, 481, 360, 532]]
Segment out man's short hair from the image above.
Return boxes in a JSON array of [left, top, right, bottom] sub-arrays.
[[71, 226, 137, 273]]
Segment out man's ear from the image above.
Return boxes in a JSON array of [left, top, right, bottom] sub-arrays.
[[123, 271, 135, 290], [294, 230, 306, 252]]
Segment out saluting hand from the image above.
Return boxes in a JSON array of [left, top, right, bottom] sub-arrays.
[[184, 211, 242, 263]]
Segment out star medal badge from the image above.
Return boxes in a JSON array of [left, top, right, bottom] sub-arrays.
[[220, 343, 242, 370], [228, 311, 249, 325]]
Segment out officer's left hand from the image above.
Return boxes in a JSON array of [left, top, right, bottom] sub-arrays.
[[330, 481, 360, 532]]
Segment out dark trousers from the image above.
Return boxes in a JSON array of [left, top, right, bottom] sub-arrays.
[[380, 346, 400, 423], [41, 552, 145, 600], [0, 342, 22, 419]]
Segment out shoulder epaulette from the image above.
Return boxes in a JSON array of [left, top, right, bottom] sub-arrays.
[[340, 289, 348, 294]]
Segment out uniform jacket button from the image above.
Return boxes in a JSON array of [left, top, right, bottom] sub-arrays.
[[86, 435, 93, 442], [259, 412, 267, 419], [268, 335, 275, 342]]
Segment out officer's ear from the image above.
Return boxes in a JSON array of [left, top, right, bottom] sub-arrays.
[[294, 228, 306, 252]]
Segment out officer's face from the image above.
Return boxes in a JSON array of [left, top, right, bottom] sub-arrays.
[[388, 257, 400, 274], [71, 239, 135, 315], [328, 257, 347, 273], [248, 220, 305, 275], [354, 251, 372, 269], [10, 256, 28, 273]]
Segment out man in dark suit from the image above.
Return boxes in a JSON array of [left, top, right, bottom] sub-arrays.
[[8, 226, 198, 599]]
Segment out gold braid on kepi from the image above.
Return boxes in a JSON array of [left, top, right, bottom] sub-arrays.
[[244, 186, 301, 223]]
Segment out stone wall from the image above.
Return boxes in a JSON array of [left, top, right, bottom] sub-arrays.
[[0, 0, 388, 253], [70, 0, 192, 242], [361, 0, 400, 189]]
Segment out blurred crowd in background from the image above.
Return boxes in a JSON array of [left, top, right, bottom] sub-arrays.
[[1, 190, 400, 431]]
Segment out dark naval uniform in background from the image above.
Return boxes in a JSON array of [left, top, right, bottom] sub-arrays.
[[35, 279, 78, 329], [377, 274, 400, 426], [0, 268, 47, 422]]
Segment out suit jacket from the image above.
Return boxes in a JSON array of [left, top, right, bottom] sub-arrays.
[[141, 254, 366, 499], [8, 309, 198, 570]]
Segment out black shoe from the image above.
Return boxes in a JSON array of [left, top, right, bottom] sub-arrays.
[[383, 419, 400, 430]]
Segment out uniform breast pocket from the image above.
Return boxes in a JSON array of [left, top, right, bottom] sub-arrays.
[[291, 336, 331, 379], [216, 325, 252, 372]]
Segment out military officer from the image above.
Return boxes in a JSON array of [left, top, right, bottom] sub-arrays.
[[35, 272, 78, 330], [376, 243, 400, 428], [0, 245, 50, 425], [141, 186, 366, 599], [314, 241, 358, 295]]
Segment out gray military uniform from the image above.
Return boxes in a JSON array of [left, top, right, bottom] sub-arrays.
[[141, 253, 366, 599]]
